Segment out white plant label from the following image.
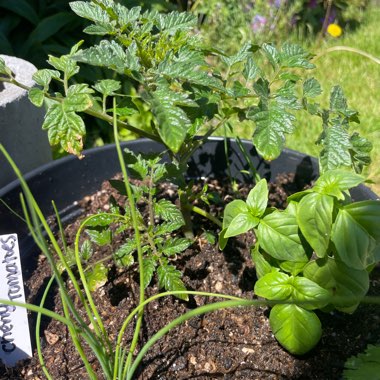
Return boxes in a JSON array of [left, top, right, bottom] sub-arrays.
[[0, 234, 32, 366]]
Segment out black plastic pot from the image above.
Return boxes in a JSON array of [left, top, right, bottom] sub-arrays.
[[0, 137, 378, 264]]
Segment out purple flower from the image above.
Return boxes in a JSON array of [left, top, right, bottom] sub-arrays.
[[308, 0, 318, 8], [269, 0, 283, 8], [251, 14, 267, 32]]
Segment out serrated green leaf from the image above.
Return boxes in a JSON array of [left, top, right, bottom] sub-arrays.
[[250, 102, 296, 161], [349, 133, 373, 173], [274, 81, 300, 110], [157, 50, 224, 91], [222, 42, 252, 67], [257, 203, 307, 262], [269, 304, 322, 355], [224, 212, 259, 238], [161, 238, 191, 256], [85, 213, 117, 227], [279, 43, 315, 69], [243, 56, 259, 81], [32, 69, 61, 87], [85, 263, 108, 292], [42, 102, 85, 157], [80, 240, 93, 261], [157, 262, 188, 300], [330, 85, 347, 111], [297, 192, 334, 258], [114, 240, 136, 267], [228, 81, 250, 98], [318, 124, 352, 173], [157, 11, 197, 33], [64, 93, 93, 113], [85, 228, 112, 246], [70, 1, 110, 23], [114, 5, 141, 26], [94, 79, 121, 96], [146, 89, 191, 153], [252, 78, 270, 100], [279, 73, 301, 82], [303, 78, 322, 98], [343, 344, 380, 379], [154, 199, 184, 224], [143, 257, 156, 289], [332, 208, 378, 270], [261, 43, 280, 69], [28, 88, 45, 107], [314, 169, 365, 199], [74, 40, 139, 74], [48, 54, 79, 80], [246, 179, 268, 217], [83, 23, 115, 35], [155, 221, 184, 236]]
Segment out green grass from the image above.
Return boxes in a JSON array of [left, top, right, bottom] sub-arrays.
[[287, 5, 380, 194]]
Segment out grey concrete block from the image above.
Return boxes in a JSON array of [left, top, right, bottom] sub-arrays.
[[0, 55, 51, 188]]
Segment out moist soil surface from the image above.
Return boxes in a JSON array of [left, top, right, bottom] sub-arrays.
[[1, 174, 380, 380]]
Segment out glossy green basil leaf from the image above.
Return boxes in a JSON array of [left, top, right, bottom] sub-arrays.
[[279, 259, 308, 276], [254, 271, 292, 300], [255, 271, 329, 309], [222, 200, 248, 229], [269, 304, 322, 355], [251, 245, 276, 278], [290, 276, 330, 310], [224, 212, 259, 238], [332, 208, 378, 270], [257, 203, 307, 261], [297, 192, 334, 258], [246, 178, 268, 217], [342, 201, 380, 243], [314, 170, 364, 200], [304, 257, 369, 312]]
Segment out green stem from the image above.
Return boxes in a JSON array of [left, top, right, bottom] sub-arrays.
[[112, 98, 146, 376], [127, 299, 260, 380], [313, 46, 380, 65], [36, 276, 56, 380], [114, 290, 244, 379], [60, 289, 99, 380], [188, 205, 223, 228]]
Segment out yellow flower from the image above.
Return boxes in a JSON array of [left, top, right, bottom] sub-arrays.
[[327, 23, 343, 38]]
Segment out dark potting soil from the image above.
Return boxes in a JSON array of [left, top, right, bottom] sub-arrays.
[[1, 174, 380, 380]]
